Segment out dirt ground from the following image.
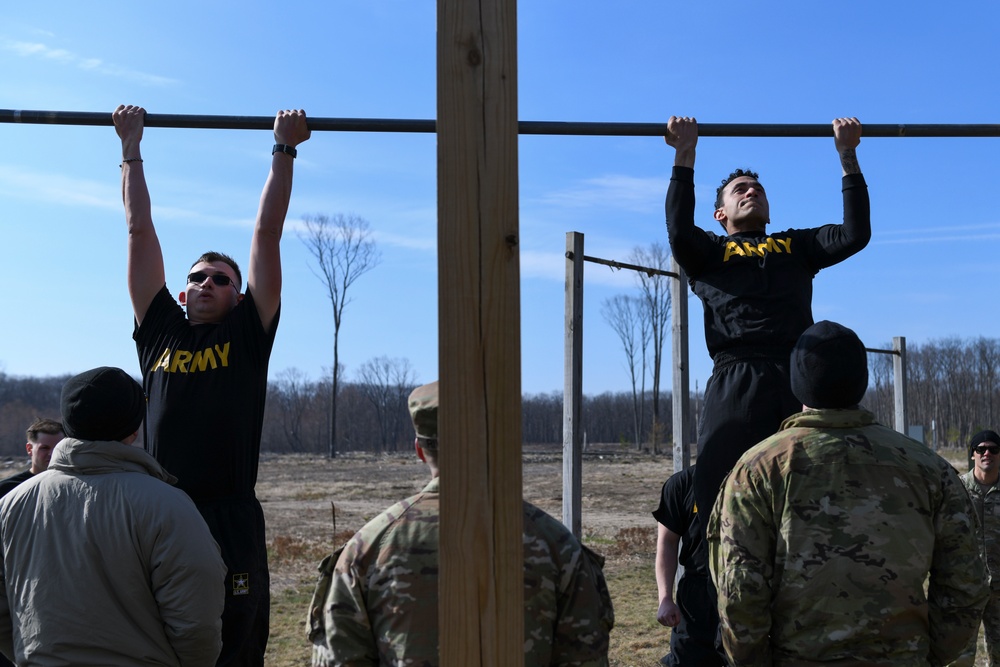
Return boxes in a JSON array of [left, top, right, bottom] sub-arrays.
[[2, 446, 986, 665], [256, 445, 671, 590]]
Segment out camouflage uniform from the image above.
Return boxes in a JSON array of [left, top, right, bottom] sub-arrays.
[[316, 477, 614, 666], [707, 408, 988, 667], [960, 470, 1000, 666]]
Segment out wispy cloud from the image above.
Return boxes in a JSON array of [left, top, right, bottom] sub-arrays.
[[874, 221, 1000, 245], [532, 174, 663, 214], [0, 165, 244, 229], [0, 164, 118, 210], [1, 38, 177, 86]]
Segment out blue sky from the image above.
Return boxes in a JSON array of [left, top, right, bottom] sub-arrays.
[[2, 2, 999, 396]]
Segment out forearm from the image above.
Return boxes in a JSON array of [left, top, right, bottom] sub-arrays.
[[121, 159, 153, 236], [673, 146, 695, 168], [247, 152, 295, 328], [122, 161, 166, 316], [656, 566, 676, 604], [655, 545, 678, 603], [839, 173, 871, 249], [255, 153, 294, 241], [839, 146, 861, 176], [665, 166, 707, 272]]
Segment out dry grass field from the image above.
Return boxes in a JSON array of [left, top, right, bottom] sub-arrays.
[[256, 446, 669, 666], [0, 446, 986, 666], [256, 446, 986, 667]]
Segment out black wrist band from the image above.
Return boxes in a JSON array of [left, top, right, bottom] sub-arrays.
[[272, 144, 297, 158]]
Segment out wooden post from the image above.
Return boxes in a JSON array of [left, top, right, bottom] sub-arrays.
[[437, 1, 523, 666], [563, 232, 584, 536], [893, 336, 908, 435], [670, 256, 690, 474]]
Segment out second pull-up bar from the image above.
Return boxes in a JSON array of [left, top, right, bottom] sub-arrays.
[[2, 109, 999, 137]]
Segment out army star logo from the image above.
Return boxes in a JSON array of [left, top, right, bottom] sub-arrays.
[[233, 573, 250, 596]]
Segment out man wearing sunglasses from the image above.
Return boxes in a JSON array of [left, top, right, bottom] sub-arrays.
[[113, 104, 310, 667], [960, 429, 1000, 666]]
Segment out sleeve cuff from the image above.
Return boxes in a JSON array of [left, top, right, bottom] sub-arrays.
[[842, 172, 867, 189], [671, 166, 695, 182]]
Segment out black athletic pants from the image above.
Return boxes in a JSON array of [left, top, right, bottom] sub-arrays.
[[692, 353, 800, 538], [662, 573, 726, 666], [199, 497, 270, 667]]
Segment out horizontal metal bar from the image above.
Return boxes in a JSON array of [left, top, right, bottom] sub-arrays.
[[866, 347, 901, 356], [2, 109, 1000, 138], [566, 252, 679, 278]]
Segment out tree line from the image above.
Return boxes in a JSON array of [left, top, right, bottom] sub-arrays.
[[2, 335, 998, 459]]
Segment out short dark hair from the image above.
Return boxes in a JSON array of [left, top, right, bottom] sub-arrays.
[[715, 168, 761, 210], [191, 251, 243, 290], [26, 417, 64, 443]]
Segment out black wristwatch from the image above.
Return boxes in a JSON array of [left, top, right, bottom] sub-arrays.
[[272, 144, 297, 158]]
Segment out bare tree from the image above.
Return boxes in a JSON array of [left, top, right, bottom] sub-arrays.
[[300, 214, 381, 458], [356, 356, 417, 452], [628, 243, 672, 452], [601, 294, 650, 450]]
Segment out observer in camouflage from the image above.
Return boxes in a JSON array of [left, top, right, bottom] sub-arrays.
[[313, 381, 614, 666], [957, 429, 1000, 667], [708, 321, 989, 666]]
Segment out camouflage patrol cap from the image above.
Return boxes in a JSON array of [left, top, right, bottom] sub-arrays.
[[790, 320, 868, 409], [408, 381, 438, 443]]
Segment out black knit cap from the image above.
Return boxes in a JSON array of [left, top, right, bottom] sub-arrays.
[[61, 367, 145, 442], [969, 430, 1000, 455], [790, 320, 868, 409]]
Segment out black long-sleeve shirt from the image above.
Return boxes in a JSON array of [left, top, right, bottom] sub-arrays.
[[665, 166, 870, 359]]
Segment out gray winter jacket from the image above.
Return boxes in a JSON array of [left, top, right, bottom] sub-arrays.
[[0, 438, 226, 666]]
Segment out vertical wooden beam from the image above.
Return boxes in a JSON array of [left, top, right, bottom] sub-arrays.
[[670, 256, 690, 474], [563, 232, 584, 536], [893, 336, 908, 435], [437, 1, 523, 666]]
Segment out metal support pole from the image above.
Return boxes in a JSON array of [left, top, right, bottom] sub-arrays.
[[893, 337, 908, 435], [563, 233, 584, 537]]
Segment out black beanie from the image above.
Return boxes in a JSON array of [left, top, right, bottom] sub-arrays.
[[790, 320, 868, 409], [61, 367, 145, 442], [969, 430, 1000, 455]]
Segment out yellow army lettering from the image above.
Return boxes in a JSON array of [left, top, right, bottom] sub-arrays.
[[151, 342, 231, 373], [722, 236, 792, 262]]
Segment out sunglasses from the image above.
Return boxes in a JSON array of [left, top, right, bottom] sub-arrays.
[[187, 271, 238, 289], [975, 445, 1000, 455]]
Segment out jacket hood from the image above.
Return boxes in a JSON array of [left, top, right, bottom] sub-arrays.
[[48, 438, 178, 485]]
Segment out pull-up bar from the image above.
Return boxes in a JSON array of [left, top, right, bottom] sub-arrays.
[[2, 109, 999, 137]]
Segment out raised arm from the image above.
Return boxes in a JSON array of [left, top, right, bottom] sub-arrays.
[[655, 523, 682, 628], [664, 116, 713, 275], [247, 109, 311, 332], [114, 105, 166, 325], [810, 117, 870, 267]]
